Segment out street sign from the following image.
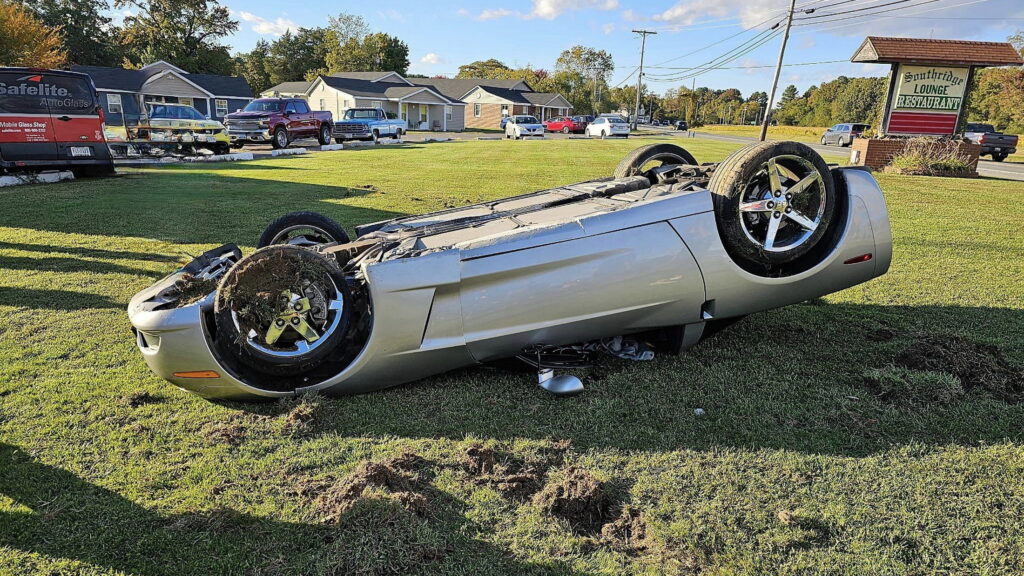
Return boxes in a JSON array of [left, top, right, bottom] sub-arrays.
[[887, 64, 969, 135]]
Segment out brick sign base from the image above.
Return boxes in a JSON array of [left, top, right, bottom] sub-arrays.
[[850, 138, 980, 174]]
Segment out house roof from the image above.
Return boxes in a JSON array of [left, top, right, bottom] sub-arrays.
[[70, 64, 253, 98], [187, 73, 252, 98], [522, 92, 571, 107], [851, 37, 1024, 67], [475, 85, 533, 104], [262, 81, 312, 95], [328, 71, 412, 84], [412, 78, 529, 101], [316, 76, 458, 103]]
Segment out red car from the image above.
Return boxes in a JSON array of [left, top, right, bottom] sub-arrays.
[[544, 116, 587, 134]]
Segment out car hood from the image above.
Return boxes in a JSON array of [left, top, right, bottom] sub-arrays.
[[225, 111, 274, 120]]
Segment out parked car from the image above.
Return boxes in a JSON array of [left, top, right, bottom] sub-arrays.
[[333, 108, 407, 143], [674, 121, 688, 131], [586, 116, 630, 139], [964, 123, 1017, 162], [544, 116, 587, 134], [505, 115, 546, 139], [127, 141, 892, 400], [224, 98, 333, 149], [0, 67, 113, 176], [106, 103, 230, 156], [821, 123, 869, 147]]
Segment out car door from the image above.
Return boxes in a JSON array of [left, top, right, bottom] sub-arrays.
[[293, 100, 314, 135], [283, 101, 303, 135], [0, 71, 59, 163]]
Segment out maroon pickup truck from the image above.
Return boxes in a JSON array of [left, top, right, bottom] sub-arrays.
[[224, 98, 333, 149]]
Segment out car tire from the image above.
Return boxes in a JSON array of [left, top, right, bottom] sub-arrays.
[[601, 131, 608, 140], [213, 245, 352, 376], [562, 127, 570, 134], [820, 136, 827, 145], [318, 124, 332, 145], [992, 153, 1007, 162], [708, 141, 838, 273], [258, 211, 350, 248], [272, 127, 289, 149], [613, 143, 698, 180]]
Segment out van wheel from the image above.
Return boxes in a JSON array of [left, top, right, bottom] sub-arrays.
[[708, 141, 838, 272], [272, 127, 289, 149]]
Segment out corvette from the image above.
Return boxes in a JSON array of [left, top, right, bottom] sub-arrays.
[[128, 142, 891, 400]]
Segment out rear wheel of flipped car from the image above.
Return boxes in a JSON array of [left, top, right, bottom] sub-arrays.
[[213, 245, 352, 376], [613, 143, 698, 181], [258, 211, 350, 248], [709, 141, 838, 273], [318, 124, 332, 145], [272, 127, 290, 149]]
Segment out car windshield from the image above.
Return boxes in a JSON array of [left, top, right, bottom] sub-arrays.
[[517, 116, 539, 124], [345, 109, 379, 119], [243, 100, 284, 113], [608, 117, 626, 124], [148, 105, 204, 120]]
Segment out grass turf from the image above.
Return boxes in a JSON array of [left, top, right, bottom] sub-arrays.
[[1, 136, 1023, 575]]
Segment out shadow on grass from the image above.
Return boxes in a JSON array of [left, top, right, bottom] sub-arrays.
[[0, 287, 122, 310], [296, 302, 1024, 457], [0, 241, 180, 263], [0, 255, 162, 277], [0, 443, 591, 575]]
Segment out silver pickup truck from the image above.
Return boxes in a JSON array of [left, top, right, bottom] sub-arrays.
[[332, 108, 407, 143], [964, 123, 1017, 162]]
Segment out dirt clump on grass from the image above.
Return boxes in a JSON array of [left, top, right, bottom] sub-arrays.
[[119, 389, 161, 407], [277, 393, 323, 435], [316, 455, 430, 522], [462, 443, 544, 501], [895, 335, 1022, 401], [201, 417, 247, 446], [600, 506, 651, 553], [533, 467, 609, 534]]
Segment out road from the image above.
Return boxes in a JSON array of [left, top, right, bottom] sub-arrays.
[[667, 128, 1024, 181]]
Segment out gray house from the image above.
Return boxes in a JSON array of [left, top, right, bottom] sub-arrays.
[[306, 72, 465, 131], [71, 61, 253, 126]]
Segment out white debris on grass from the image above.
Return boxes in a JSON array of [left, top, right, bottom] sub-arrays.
[[319, 144, 345, 151], [270, 147, 307, 157], [182, 152, 254, 162], [0, 171, 75, 187], [694, 408, 705, 416], [477, 136, 502, 141]]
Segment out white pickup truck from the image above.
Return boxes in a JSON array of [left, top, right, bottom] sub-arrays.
[[332, 108, 407, 143]]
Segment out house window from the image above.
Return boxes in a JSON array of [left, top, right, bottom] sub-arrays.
[[215, 99, 228, 116], [419, 105, 427, 123], [371, 100, 381, 109], [320, 99, 325, 110], [500, 104, 509, 116], [474, 103, 481, 117], [107, 93, 122, 114], [445, 106, 452, 120], [179, 97, 193, 108]]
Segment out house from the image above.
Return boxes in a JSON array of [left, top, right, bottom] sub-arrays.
[[71, 61, 253, 126], [306, 72, 466, 131], [414, 78, 572, 129], [261, 81, 312, 98]]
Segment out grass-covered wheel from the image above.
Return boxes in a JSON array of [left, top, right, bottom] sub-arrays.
[[708, 141, 838, 272]]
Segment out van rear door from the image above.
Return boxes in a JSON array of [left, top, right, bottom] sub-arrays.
[[0, 71, 59, 164], [42, 73, 106, 162]]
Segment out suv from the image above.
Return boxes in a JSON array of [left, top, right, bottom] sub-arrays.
[[0, 67, 113, 176], [821, 123, 869, 147], [224, 98, 333, 149]]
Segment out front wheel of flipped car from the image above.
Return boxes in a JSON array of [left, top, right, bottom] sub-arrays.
[[708, 141, 838, 273], [213, 245, 351, 376], [258, 211, 350, 248], [613, 143, 698, 180]]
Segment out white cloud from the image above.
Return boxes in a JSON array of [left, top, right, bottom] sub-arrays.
[[420, 53, 443, 65], [457, 8, 470, 16], [621, 9, 640, 22], [602, 23, 615, 35], [653, 0, 782, 29], [477, 0, 617, 21], [236, 11, 297, 36]]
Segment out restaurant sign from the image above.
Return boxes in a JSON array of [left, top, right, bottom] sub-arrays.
[[887, 64, 969, 135]]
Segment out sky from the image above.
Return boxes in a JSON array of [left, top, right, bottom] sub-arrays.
[[129, 0, 1024, 96]]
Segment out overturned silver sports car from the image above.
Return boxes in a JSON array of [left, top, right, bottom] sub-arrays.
[[128, 142, 891, 400]]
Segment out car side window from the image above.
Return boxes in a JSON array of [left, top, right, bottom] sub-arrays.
[[284, 102, 297, 114], [293, 101, 310, 114]]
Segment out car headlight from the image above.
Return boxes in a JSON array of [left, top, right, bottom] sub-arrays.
[[258, 120, 269, 127]]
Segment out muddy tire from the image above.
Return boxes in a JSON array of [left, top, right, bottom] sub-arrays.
[[318, 124, 332, 145], [613, 143, 698, 179], [708, 141, 838, 272], [272, 127, 289, 149], [258, 211, 350, 248], [213, 245, 351, 376]]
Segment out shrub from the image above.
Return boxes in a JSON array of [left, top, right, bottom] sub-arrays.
[[884, 138, 974, 177]]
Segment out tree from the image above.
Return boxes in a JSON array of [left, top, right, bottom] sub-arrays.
[[22, 0, 121, 66], [328, 13, 369, 46], [235, 39, 272, 95], [456, 59, 512, 78], [553, 46, 614, 115], [326, 33, 409, 76], [267, 27, 334, 83], [0, 1, 66, 68], [116, 0, 238, 74], [779, 85, 798, 106]]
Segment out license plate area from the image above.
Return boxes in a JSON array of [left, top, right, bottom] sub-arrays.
[[70, 146, 93, 157]]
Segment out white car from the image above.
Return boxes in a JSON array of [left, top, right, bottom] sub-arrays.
[[586, 116, 631, 139], [505, 115, 546, 139]]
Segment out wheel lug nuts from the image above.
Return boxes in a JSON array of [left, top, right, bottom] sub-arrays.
[[786, 193, 793, 200], [275, 319, 285, 327], [291, 317, 300, 325], [294, 304, 303, 311], [773, 212, 782, 218], [766, 201, 775, 209], [785, 207, 792, 213], [774, 191, 782, 197]]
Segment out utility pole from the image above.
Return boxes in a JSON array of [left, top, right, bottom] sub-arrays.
[[759, 0, 796, 141], [632, 29, 656, 129]]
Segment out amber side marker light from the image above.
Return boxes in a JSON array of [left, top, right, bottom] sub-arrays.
[[173, 370, 220, 379], [844, 253, 873, 264]]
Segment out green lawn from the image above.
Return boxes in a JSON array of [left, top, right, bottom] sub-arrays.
[[1, 137, 1023, 575], [698, 124, 829, 144]]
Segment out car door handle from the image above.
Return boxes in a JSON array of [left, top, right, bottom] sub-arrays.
[[57, 116, 72, 121]]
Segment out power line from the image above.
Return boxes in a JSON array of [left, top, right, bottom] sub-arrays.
[[794, 0, 913, 20], [792, 0, 990, 33], [646, 27, 781, 77], [645, 28, 783, 82], [649, 58, 849, 71], [793, 0, 942, 25]]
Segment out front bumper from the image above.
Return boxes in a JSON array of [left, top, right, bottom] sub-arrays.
[[228, 130, 272, 143]]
